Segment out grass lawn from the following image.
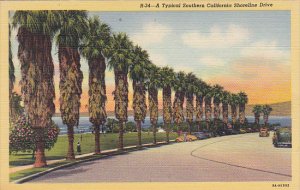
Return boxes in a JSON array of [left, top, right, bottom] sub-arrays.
[[10, 161, 70, 181], [10, 132, 177, 167]]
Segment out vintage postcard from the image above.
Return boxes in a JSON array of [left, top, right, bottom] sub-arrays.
[[0, 0, 299, 190]]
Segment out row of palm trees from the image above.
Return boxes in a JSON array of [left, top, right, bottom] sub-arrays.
[[10, 10, 248, 167]]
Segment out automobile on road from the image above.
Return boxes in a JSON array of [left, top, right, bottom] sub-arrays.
[[192, 132, 209, 140], [272, 127, 292, 148], [245, 128, 254, 133], [240, 129, 246, 134], [175, 134, 197, 142], [259, 127, 270, 137]]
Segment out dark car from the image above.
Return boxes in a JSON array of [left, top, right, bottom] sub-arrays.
[[245, 128, 254, 133], [192, 132, 209, 140], [224, 128, 233, 135], [216, 128, 226, 136], [231, 129, 240, 135], [202, 130, 213, 138], [259, 127, 270, 137], [273, 127, 292, 148]]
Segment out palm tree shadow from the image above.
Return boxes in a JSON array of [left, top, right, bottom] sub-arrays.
[[10, 156, 65, 167], [10, 160, 34, 167]]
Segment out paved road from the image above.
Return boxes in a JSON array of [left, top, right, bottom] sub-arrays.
[[30, 133, 291, 182]]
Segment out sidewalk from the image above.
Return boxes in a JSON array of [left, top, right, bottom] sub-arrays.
[[9, 141, 173, 174]]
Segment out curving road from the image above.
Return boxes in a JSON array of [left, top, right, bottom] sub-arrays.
[[30, 133, 291, 182]]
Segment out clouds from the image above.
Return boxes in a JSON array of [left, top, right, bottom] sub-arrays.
[[181, 24, 250, 49], [131, 22, 172, 47], [11, 11, 291, 108], [229, 40, 290, 79], [240, 40, 289, 62], [148, 52, 169, 67], [199, 56, 225, 67]]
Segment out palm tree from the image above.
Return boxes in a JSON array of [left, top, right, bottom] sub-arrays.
[[56, 11, 87, 160], [146, 64, 161, 144], [172, 71, 186, 130], [212, 84, 224, 131], [160, 66, 175, 143], [12, 11, 58, 167], [252, 105, 262, 128], [204, 85, 213, 131], [195, 79, 207, 132], [81, 16, 111, 154], [10, 92, 24, 118], [185, 73, 197, 134], [221, 91, 230, 128], [262, 104, 273, 126], [107, 32, 133, 150], [9, 24, 15, 119], [230, 94, 239, 129], [238, 91, 248, 126], [129, 45, 149, 147]]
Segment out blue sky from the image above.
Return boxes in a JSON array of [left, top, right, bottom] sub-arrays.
[[11, 11, 291, 111], [92, 11, 290, 74]]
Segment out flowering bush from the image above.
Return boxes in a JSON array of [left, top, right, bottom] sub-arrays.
[[9, 115, 60, 154]]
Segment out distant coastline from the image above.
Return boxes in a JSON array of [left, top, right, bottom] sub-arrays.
[[54, 101, 291, 117]]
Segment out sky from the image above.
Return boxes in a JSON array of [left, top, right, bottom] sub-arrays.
[[11, 11, 291, 113]]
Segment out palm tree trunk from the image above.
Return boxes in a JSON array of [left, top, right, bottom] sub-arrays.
[[231, 105, 237, 126], [264, 115, 269, 126], [59, 46, 82, 160], [205, 98, 212, 131], [166, 124, 170, 143], [239, 104, 246, 125], [173, 91, 184, 125], [94, 125, 100, 154], [9, 24, 15, 121], [33, 128, 47, 167], [137, 121, 142, 147], [32, 149, 35, 159], [114, 71, 128, 150], [66, 125, 75, 160], [17, 27, 55, 167], [255, 114, 259, 126], [152, 122, 157, 144], [187, 123, 192, 134], [186, 93, 194, 135], [132, 81, 146, 148], [118, 121, 124, 150], [163, 86, 172, 143], [213, 102, 220, 132], [149, 87, 158, 144], [222, 103, 229, 125], [88, 56, 106, 155], [195, 96, 203, 131]]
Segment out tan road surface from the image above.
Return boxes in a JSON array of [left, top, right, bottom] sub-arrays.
[[29, 133, 291, 182]]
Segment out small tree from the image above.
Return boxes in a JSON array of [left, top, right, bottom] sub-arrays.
[[105, 118, 118, 133], [252, 105, 262, 128], [10, 92, 24, 121], [9, 115, 60, 157], [125, 121, 136, 132], [262, 104, 273, 127]]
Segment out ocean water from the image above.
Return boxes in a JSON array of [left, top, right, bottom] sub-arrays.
[[53, 116, 291, 135]]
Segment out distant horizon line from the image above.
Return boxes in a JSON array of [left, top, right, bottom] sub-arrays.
[[53, 100, 291, 115]]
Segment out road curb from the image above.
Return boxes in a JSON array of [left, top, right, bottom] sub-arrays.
[[12, 140, 175, 184]]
